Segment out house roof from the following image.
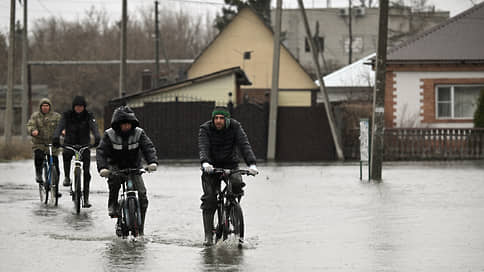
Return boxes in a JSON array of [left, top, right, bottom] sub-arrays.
[[320, 53, 375, 87], [186, 7, 316, 81], [111, 66, 251, 102], [388, 2, 484, 63]]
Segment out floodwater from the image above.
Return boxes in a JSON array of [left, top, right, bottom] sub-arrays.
[[1, 160, 484, 271]]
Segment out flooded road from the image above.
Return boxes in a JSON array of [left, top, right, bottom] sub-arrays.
[[1, 160, 484, 271]]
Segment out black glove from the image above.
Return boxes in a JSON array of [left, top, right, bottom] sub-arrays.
[[52, 138, 60, 148], [93, 137, 100, 148]]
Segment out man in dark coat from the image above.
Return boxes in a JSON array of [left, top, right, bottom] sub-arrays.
[[198, 106, 259, 246], [53, 96, 100, 208], [96, 106, 158, 236]]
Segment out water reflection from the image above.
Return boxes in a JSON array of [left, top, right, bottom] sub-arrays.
[[103, 239, 147, 271], [200, 244, 245, 271], [63, 210, 95, 230]]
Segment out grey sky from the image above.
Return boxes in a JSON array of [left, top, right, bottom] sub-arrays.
[[1, 0, 483, 34]]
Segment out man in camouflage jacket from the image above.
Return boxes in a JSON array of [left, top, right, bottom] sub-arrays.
[[26, 98, 61, 184]]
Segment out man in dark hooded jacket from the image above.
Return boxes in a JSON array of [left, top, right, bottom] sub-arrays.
[[198, 106, 259, 246], [96, 106, 158, 235], [53, 96, 100, 208]]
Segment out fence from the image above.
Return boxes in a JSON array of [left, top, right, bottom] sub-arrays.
[[384, 128, 484, 160]]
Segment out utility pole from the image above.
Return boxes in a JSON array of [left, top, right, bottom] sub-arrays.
[[154, 0, 160, 88], [5, 0, 16, 143], [119, 0, 127, 97], [348, 0, 353, 64], [370, 0, 389, 181], [267, 0, 282, 160], [298, 0, 344, 160], [21, 0, 28, 139]]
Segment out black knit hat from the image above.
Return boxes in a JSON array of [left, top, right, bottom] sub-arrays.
[[72, 96, 87, 109]]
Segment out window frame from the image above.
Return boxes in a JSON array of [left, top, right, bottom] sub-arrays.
[[435, 84, 484, 120]]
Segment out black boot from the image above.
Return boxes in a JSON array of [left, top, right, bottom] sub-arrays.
[[63, 176, 71, 186], [83, 178, 91, 208], [35, 168, 43, 184], [202, 210, 215, 246], [139, 205, 148, 236]]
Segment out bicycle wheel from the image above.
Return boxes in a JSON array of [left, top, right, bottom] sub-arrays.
[[74, 167, 81, 214], [127, 197, 140, 237], [50, 166, 59, 206], [43, 163, 49, 205], [229, 203, 245, 242]]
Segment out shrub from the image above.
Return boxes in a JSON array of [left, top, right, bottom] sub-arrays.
[[0, 138, 32, 161]]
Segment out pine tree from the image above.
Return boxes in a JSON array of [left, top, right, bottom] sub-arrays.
[[474, 89, 484, 128]]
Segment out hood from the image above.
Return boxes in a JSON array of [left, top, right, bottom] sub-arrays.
[[110, 106, 139, 131], [72, 96, 87, 110], [39, 98, 52, 113]]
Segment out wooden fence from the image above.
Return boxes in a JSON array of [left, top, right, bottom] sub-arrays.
[[384, 128, 484, 160]]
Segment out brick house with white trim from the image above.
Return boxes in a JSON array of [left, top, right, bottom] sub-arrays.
[[384, 2, 484, 128]]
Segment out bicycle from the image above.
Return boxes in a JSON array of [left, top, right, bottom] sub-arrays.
[[109, 168, 148, 239], [38, 144, 60, 206], [62, 144, 91, 214], [210, 168, 254, 248]]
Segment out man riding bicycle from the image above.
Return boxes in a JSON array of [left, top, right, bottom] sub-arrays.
[[96, 106, 158, 236], [198, 106, 259, 246], [53, 96, 100, 208], [26, 98, 61, 190]]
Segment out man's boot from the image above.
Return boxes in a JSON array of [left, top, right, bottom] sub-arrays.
[[35, 168, 43, 184], [139, 206, 147, 236], [82, 181, 91, 208], [202, 210, 215, 246], [63, 176, 71, 187], [108, 190, 118, 217]]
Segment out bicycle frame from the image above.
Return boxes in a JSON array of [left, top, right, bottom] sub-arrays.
[[111, 168, 145, 238], [63, 144, 90, 213], [211, 168, 252, 245], [39, 144, 58, 205]]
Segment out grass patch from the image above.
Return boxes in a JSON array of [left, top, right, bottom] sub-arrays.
[[0, 138, 33, 161]]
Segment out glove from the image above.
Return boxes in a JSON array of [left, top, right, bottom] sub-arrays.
[[52, 138, 60, 148], [93, 139, 100, 148], [248, 164, 259, 176], [202, 162, 214, 174], [147, 163, 157, 172], [99, 168, 111, 178]]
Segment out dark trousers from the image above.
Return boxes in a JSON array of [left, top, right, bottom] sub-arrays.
[[107, 174, 149, 225], [34, 149, 59, 181], [200, 171, 245, 211]]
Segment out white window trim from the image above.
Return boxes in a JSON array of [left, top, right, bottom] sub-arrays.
[[435, 84, 484, 120]]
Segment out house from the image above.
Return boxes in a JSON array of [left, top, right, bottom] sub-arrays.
[[110, 67, 251, 108], [319, 53, 375, 102], [275, 6, 449, 75], [385, 2, 484, 128], [187, 7, 318, 107]]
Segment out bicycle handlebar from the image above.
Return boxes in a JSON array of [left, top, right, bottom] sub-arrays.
[[209, 168, 254, 176], [107, 168, 148, 179], [62, 144, 91, 154]]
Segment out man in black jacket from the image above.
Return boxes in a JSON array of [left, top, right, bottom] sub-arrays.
[[53, 96, 100, 208], [198, 106, 259, 246], [96, 106, 158, 236]]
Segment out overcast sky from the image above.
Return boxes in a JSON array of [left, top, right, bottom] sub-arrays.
[[1, 0, 483, 34]]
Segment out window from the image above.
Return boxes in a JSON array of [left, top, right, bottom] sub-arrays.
[[305, 36, 325, 53], [436, 85, 483, 119]]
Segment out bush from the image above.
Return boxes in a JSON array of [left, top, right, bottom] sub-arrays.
[[0, 138, 32, 161], [474, 89, 484, 128]]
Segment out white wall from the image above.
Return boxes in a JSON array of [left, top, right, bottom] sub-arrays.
[[394, 71, 484, 128]]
